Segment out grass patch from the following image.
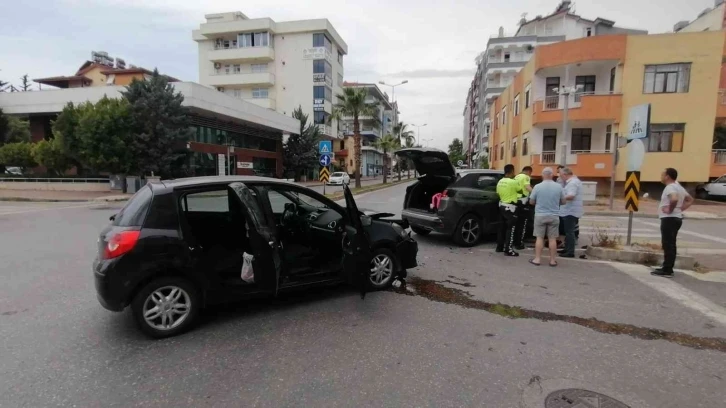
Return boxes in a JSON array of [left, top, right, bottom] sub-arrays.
[[693, 262, 713, 274], [590, 226, 622, 249]]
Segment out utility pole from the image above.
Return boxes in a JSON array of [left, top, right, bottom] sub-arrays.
[[561, 65, 570, 166]]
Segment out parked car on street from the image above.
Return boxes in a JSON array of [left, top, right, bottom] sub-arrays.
[[94, 176, 418, 338], [696, 175, 726, 199], [4, 166, 22, 175], [328, 172, 350, 185], [396, 148, 504, 247]]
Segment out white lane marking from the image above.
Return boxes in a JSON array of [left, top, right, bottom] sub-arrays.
[[579, 227, 653, 232], [636, 219, 726, 245], [677, 269, 726, 283], [611, 263, 726, 327], [0, 203, 101, 216]]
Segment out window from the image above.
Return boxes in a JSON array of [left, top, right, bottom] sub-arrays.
[[337, 50, 344, 65], [514, 95, 520, 116], [610, 67, 616, 93], [605, 125, 612, 152], [643, 64, 691, 94], [522, 132, 529, 156], [267, 190, 294, 214], [504, 52, 511, 62], [476, 175, 499, 190], [495, 113, 500, 129], [313, 33, 333, 53], [238, 32, 269, 48], [500, 144, 504, 160], [313, 59, 332, 75], [251, 64, 267, 73], [224, 64, 232, 74], [106, 74, 115, 85], [314, 111, 329, 125], [501, 106, 507, 124], [585, 27, 592, 37], [313, 86, 333, 102], [252, 88, 269, 98], [184, 190, 229, 213], [647, 124, 685, 152], [113, 186, 152, 227], [512, 137, 518, 157], [252, 158, 277, 177], [233, 64, 242, 74], [525, 86, 531, 108], [546, 77, 560, 109], [575, 75, 596, 102], [543, 129, 557, 151], [571, 128, 592, 152], [232, 89, 242, 98]]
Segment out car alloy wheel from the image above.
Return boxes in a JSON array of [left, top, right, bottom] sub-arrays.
[[461, 218, 480, 244], [370, 252, 394, 288], [142, 286, 191, 331]]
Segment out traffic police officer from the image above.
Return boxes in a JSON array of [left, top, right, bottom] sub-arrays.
[[496, 164, 523, 256], [513, 166, 533, 249]]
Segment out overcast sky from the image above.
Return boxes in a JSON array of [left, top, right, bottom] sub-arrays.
[[0, 0, 718, 150]]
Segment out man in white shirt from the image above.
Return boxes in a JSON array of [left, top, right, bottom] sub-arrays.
[[652, 167, 694, 278]]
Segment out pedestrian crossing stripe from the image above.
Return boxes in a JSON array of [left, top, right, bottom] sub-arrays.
[[624, 171, 640, 212], [319, 166, 330, 183]]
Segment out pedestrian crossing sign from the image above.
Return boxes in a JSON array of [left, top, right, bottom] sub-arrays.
[[319, 141, 332, 154]]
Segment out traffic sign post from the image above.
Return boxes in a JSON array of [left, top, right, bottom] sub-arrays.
[[622, 104, 650, 245], [624, 171, 641, 245], [319, 154, 331, 167], [319, 166, 330, 195], [319, 141, 332, 155]]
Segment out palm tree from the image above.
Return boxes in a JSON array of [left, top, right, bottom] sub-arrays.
[[331, 87, 380, 188], [373, 134, 400, 184], [392, 122, 415, 180]]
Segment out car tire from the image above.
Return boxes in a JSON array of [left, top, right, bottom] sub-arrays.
[[696, 189, 709, 200], [369, 248, 398, 289], [453, 214, 482, 247], [131, 276, 200, 339], [410, 226, 431, 236]]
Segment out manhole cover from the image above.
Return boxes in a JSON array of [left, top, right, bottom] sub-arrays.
[[545, 389, 630, 408]]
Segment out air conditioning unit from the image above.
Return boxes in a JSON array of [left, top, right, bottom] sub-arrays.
[[214, 63, 221, 69], [217, 87, 225, 92]]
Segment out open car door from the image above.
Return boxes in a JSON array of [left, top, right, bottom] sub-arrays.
[[342, 184, 373, 299], [228, 182, 282, 296]]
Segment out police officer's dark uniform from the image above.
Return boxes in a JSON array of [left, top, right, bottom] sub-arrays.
[[495, 176, 523, 256]]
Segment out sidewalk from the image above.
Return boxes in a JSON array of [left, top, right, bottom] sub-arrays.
[[585, 197, 726, 219]]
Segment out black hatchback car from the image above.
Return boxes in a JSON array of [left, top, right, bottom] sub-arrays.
[[94, 177, 417, 338], [396, 148, 504, 247]]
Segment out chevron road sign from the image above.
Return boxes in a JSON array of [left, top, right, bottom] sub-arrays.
[[319, 166, 330, 183], [624, 171, 640, 212]]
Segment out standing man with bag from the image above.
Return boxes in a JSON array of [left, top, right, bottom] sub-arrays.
[[496, 164, 523, 257], [652, 168, 694, 278], [558, 167, 583, 258], [513, 166, 533, 250]]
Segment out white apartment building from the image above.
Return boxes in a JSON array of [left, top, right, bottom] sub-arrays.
[[193, 12, 348, 138], [674, 0, 724, 33], [464, 0, 646, 163]]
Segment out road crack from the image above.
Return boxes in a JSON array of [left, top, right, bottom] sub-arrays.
[[395, 277, 726, 353]]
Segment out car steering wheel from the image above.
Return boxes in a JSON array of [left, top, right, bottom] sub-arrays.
[[281, 202, 298, 227]]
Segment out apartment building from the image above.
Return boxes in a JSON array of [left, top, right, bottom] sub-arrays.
[[333, 82, 394, 176], [464, 0, 646, 163], [674, 0, 725, 33], [193, 12, 348, 139], [487, 30, 726, 193]]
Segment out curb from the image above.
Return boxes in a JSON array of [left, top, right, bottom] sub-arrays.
[[586, 246, 695, 269], [0, 197, 90, 203], [585, 211, 725, 220]]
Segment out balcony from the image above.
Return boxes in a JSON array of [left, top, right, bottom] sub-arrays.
[[209, 46, 275, 62], [207, 72, 275, 87], [531, 150, 613, 178], [711, 149, 726, 178], [718, 91, 726, 118], [533, 92, 622, 125]]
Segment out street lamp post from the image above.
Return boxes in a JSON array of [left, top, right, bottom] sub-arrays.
[[422, 138, 433, 147], [378, 80, 409, 130], [411, 123, 427, 146]]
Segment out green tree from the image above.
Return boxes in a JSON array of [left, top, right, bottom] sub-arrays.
[[0, 109, 9, 145], [53, 102, 85, 174], [373, 133, 400, 184], [0, 142, 36, 170], [392, 122, 415, 180], [448, 138, 465, 168], [478, 154, 490, 169], [121, 70, 194, 177], [20, 75, 33, 92], [2, 116, 31, 144], [283, 106, 320, 181], [32, 138, 71, 176], [76, 97, 133, 174], [331, 87, 379, 188], [0, 78, 8, 92]]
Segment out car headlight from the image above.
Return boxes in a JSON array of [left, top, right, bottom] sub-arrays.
[[391, 223, 408, 238]]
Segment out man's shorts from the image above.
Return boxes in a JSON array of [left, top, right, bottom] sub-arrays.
[[534, 215, 560, 238]]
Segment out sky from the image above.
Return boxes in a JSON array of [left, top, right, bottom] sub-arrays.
[[0, 0, 719, 151]]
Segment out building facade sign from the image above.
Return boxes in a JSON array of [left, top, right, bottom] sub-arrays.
[[303, 47, 332, 62]]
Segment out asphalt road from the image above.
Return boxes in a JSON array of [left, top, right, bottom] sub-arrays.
[[1, 185, 726, 407]]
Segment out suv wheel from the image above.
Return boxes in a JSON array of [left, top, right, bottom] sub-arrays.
[[369, 248, 397, 289], [453, 214, 481, 247], [411, 226, 431, 236], [131, 277, 200, 339], [696, 189, 709, 200]]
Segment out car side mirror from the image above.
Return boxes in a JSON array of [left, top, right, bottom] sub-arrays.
[[360, 215, 372, 227]]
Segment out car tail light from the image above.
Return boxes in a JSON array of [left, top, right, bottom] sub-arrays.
[[104, 230, 140, 259]]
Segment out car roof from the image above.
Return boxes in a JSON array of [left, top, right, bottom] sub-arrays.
[[158, 176, 298, 189], [457, 169, 504, 175]]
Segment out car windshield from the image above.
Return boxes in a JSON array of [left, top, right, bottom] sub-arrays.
[[332, 172, 345, 177]]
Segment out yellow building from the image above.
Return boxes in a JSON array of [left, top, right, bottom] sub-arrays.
[[488, 31, 726, 189], [34, 59, 178, 89]]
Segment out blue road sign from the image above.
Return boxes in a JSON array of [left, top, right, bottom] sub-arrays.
[[319, 140, 332, 154], [319, 154, 331, 167]]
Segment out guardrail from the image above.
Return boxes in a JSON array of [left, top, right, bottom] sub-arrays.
[[714, 149, 726, 164], [571, 150, 611, 154], [540, 151, 557, 164]]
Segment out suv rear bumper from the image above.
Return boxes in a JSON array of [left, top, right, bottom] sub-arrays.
[[93, 258, 127, 312], [402, 209, 456, 235]]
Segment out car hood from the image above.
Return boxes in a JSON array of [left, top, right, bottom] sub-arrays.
[[395, 148, 455, 178], [360, 209, 409, 228]]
